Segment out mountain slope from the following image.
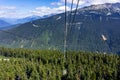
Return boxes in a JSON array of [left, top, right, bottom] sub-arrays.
[[0, 19, 11, 28], [0, 3, 120, 53]]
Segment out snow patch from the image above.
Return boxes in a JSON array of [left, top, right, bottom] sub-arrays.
[[33, 24, 39, 27], [78, 26, 81, 30], [56, 16, 61, 20], [106, 12, 112, 15], [101, 34, 107, 41], [90, 11, 99, 14], [21, 45, 24, 48], [115, 8, 120, 11]]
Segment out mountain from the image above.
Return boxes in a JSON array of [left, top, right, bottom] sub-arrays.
[[1, 15, 52, 25], [0, 3, 120, 53], [0, 16, 43, 29], [14, 16, 41, 24], [0, 19, 11, 28], [15, 15, 54, 24], [0, 24, 21, 30], [0, 18, 18, 25], [0, 16, 40, 24]]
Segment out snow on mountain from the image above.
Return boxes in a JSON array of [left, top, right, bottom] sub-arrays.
[[101, 34, 107, 41], [79, 3, 120, 15], [82, 3, 120, 11], [32, 24, 39, 28], [56, 16, 61, 20]]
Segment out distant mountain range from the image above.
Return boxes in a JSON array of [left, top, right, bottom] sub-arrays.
[[0, 15, 52, 25], [0, 3, 120, 54], [0, 19, 11, 28], [0, 15, 52, 29], [0, 16, 40, 24]]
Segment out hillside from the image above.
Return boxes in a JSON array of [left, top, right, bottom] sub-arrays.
[[0, 47, 120, 80], [0, 19, 11, 28], [0, 3, 120, 53]]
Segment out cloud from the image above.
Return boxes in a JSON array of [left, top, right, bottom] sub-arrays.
[[0, 6, 16, 10], [61, 0, 86, 5], [30, 6, 70, 17], [51, 2, 63, 6], [0, 5, 70, 18], [51, 0, 86, 6], [0, 10, 18, 18], [0, 6, 31, 18], [0, 6, 18, 18], [0, 0, 120, 18], [0, 6, 30, 18]]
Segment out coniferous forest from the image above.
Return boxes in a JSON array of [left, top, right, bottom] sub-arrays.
[[0, 47, 120, 80]]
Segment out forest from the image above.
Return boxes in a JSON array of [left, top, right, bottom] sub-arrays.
[[0, 47, 120, 80]]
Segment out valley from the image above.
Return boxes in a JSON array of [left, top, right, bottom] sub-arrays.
[[0, 3, 120, 53]]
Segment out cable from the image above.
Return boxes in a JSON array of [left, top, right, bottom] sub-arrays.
[[67, 0, 80, 51], [64, 0, 67, 56], [64, 0, 80, 53], [67, 0, 74, 42], [71, 0, 80, 24], [68, 0, 74, 26]]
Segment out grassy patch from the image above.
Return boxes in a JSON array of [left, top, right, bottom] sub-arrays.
[[0, 55, 6, 59]]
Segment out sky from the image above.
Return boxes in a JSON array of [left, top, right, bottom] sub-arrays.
[[0, 0, 120, 18]]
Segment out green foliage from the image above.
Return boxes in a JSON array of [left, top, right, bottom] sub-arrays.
[[0, 47, 120, 80]]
